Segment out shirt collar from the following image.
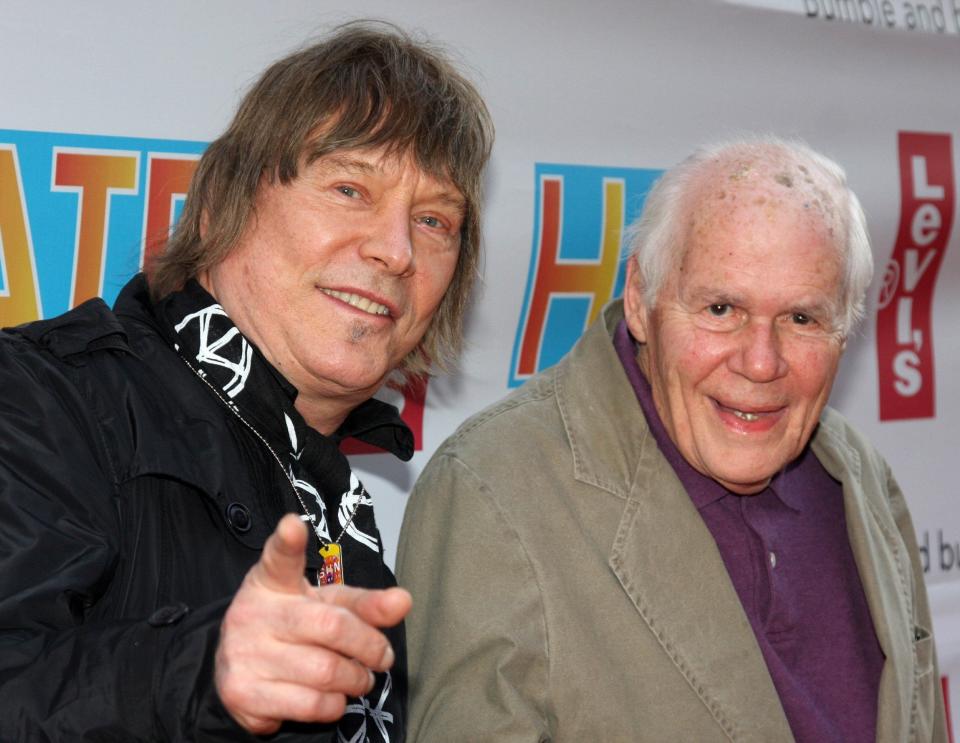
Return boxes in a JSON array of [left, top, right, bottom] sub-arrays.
[[767, 449, 815, 513]]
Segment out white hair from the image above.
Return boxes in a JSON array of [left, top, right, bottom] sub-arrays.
[[625, 135, 874, 337]]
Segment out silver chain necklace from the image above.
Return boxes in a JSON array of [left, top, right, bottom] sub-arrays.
[[175, 348, 362, 583]]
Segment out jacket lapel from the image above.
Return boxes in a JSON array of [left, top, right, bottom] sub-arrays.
[[611, 440, 793, 742], [556, 302, 793, 742], [812, 419, 914, 742]]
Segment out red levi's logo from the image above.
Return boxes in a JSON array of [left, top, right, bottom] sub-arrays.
[[876, 132, 955, 421]]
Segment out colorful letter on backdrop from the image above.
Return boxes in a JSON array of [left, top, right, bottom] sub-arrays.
[[509, 163, 661, 387], [0, 145, 42, 325], [52, 148, 140, 306], [142, 153, 199, 265]]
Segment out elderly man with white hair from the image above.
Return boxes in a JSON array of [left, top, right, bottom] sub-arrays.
[[397, 137, 947, 742]]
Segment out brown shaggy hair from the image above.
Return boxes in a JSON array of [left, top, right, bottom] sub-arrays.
[[147, 20, 494, 379]]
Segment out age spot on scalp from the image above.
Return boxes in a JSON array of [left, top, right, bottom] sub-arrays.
[[774, 173, 793, 188]]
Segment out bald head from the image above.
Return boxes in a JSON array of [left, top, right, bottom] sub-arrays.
[[627, 137, 873, 337]]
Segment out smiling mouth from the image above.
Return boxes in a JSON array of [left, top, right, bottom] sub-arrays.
[[320, 289, 391, 317], [714, 399, 784, 425]]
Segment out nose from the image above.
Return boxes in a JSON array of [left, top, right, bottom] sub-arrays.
[[729, 320, 788, 383], [359, 207, 414, 277]]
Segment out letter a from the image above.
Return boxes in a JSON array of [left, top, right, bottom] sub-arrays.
[[0, 145, 42, 324]]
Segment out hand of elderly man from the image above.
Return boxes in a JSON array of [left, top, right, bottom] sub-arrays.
[[214, 513, 411, 735]]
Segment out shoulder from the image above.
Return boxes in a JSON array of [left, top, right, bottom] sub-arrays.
[[0, 273, 171, 378], [0, 303, 131, 522], [1, 298, 132, 406], [431, 366, 564, 469], [0, 281, 210, 473], [3, 295, 124, 357], [814, 406, 890, 480], [1, 284, 182, 405], [813, 406, 913, 528]]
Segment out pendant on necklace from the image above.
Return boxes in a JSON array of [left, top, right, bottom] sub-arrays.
[[318, 542, 345, 585]]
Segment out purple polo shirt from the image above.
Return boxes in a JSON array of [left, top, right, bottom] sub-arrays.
[[614, 320, 884, 743]]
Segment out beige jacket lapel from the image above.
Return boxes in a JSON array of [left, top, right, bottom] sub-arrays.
[[555, 303, 794, 742], [611, 448, 795, 742], [813, 417, 915, 742]]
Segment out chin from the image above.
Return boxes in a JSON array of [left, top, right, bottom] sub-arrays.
[[337, 369, 388, 393], [724, 479, 774, 496], [303, 360, 380, 394], [708, 463, 778, 494]]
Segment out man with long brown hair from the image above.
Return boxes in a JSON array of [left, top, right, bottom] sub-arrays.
[[0, 21, 492, 741]]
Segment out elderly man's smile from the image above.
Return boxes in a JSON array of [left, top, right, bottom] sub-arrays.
[[712, 397, 787, 434]]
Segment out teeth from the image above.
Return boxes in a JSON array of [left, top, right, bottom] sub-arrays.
[[320, 289, 390, 316], [732, 409, 760, 422]]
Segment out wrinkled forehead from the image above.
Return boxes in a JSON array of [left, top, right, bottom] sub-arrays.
[[300, 138, 463, 195], [679, 153, 845, 259], [300, 113, 466, 194], [664, 153, 847, 308], [691, 151, 843, 225]]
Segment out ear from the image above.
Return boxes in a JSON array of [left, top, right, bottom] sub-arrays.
[[623, 256, 650, 344]]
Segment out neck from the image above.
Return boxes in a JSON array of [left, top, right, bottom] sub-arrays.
[[294, 391, 365, 436]]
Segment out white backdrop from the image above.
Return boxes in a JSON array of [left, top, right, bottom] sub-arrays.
[[1, 0, 957, 734]]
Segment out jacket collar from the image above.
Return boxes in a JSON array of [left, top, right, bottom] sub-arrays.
[[553, 300, 653, 499], [117, 274, 413, 460]]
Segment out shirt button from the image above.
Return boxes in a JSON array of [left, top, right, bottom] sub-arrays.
[[226, 502, 252, 533], [769, 551, 777, 568], [147, 602, 190, 627]]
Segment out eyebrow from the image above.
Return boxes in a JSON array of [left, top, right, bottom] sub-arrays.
[[312, 154, 379, 176], [312, 154, 467, 214], [681, 286, 742, 307], [432, 191, 468, 215]]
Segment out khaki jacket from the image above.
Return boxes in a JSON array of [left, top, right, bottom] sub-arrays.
[[398, 300, 946, 742]]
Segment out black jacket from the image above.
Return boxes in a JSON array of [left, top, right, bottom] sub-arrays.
[[0, 276, 409, 741]]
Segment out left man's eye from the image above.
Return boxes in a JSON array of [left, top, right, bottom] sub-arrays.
[[708, 303, 732, 317], [417, 215, 445, 230], [337, 185, 361, 198], [792, 312, 812, 325]]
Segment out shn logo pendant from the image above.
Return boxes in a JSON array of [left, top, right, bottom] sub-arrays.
[[318, 543, 344, 585]]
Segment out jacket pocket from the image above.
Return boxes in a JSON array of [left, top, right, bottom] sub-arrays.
[[913, 624, 933, 678], [910, 625, 938, 743]]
